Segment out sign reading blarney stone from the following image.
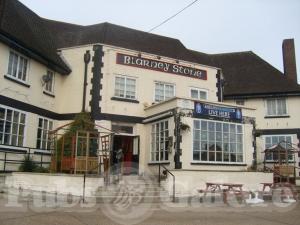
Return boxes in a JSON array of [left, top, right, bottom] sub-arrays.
[[116, 53, 207, 80]]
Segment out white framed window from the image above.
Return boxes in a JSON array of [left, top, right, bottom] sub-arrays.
[[193, 119, 244, 163], [0, 105, 26, 146], [266, 98, 287, 116], [150, 120, 169, 162], [114, 75, 137, 100], [154, 82, 175, 102], [264, 135, 293, 161], [7, 50, 29, 83], [190, 87, 208, 100], [36, 117, 53, 150], [44, 70, 55, 93]]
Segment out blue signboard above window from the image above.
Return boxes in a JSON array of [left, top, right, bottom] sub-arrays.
[[194, 102, 242, 122]]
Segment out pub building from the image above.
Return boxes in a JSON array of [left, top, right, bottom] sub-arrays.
[[1, 0, 300, 194]]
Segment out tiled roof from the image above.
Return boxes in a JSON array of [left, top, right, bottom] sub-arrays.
[[1, 0, 299, 96], [210, 51, 300, 97], [0, 0, 71, 74]]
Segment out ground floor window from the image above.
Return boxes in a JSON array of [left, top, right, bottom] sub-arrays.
[[0, 106, 26, 146], [36, 117, 53, 150], [193, 119, 243, 163], [151, 120, 169, 162], [264, 135, 293, 161]]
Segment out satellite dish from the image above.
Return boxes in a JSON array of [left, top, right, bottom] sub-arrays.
[[41, 74, 52, 86]]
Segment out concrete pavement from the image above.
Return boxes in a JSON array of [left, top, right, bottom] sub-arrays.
[[0, 192, 299, 225]]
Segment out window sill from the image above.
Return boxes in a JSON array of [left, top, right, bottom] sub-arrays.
[[148, 161, 170, 165], [4, 74, 30, 88], [191, 162, 247, 166], [34, 149, 52, 155], [265, 160, 295, 163], [43, 91, 55, 98], [111, 97, 139, 104], [264, 115, 290, 119]]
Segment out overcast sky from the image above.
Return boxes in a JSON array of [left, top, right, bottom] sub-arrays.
[[19, 0, 300, 83]]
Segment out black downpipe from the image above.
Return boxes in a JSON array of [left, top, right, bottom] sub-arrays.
[[82, 50, 91, 112]]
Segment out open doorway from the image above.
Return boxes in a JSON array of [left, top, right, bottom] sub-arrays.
[[113, 135, 139, 175]]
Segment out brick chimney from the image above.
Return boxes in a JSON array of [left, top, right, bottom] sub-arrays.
[[282, 39, 297, 83]]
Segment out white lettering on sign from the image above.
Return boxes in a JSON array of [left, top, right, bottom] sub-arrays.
[[117, 53, 207, 80]]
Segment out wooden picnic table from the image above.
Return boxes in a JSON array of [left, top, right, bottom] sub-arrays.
[[221, 183, 245, 204], [260, 182, 273, 192], [199, 182, 246, 204], [204, 182, 223, 192]]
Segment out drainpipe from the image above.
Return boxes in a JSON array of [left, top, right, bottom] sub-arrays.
[[251, 118, 257, 170], [174, 109, 182, 169], [82, 50, 91, 112]]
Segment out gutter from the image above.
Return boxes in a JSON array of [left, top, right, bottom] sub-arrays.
[[0, 32, 71, 75]]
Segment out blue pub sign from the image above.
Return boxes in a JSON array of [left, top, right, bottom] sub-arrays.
[[194, 102, 242, 122]]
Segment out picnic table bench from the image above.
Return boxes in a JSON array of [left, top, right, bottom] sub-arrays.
[[198, 182, 248, 204]]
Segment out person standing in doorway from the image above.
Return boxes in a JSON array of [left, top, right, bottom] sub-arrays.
[[116, 145, 124, 180]]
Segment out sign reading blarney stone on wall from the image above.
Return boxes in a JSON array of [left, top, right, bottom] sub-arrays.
[[116, 53, 207, 80]]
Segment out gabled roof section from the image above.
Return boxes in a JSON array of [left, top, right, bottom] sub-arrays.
[[0, 0, 71, 74], [208, 51, 300, 97]]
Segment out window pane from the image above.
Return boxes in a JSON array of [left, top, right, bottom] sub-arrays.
[[194, 120, 200, 129], [18, 57, 24, 79], [6, 110, 12, 121], [193, 151, 200, 160], [208, 122, 215, 131], [201, 121, 207, 130], [22, 58, 28, 81], [201, 151, 207, 161], [0, 108, 5, 119], [216, 123, 222, 131], [237, 125, 242, 134], [194, 130, 200, 139], [191, 89, 199, 99], [0, 120, 4, 133], [12, 53, 18, 77], [201, 131, 207, 141], [8, 52, 14, 75], [20, 113, 26, 124], [193, 140, 200, 150], [223, 124, 229, 132], [200, 91, 207, 100]]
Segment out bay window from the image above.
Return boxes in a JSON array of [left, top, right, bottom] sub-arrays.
[[193, 119, 243, 163]]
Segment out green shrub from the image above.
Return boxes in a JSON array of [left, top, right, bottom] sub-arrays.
[[19, 155, 37, 172]]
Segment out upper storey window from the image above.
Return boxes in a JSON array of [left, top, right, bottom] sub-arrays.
[[7, 51, 29, 83], [266, 98, 287, 116], [114, 75, 137, 100], [190, 87, 208, 100], [154, 82, 175, 102], [44, 70, 55, 94]]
